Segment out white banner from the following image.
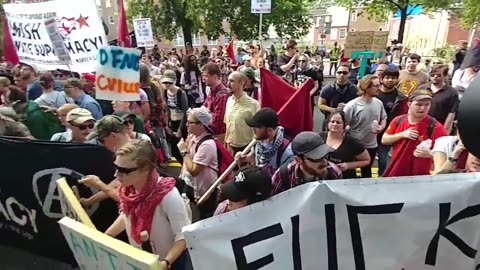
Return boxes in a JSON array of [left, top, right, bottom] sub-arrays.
[[184, 173, 480, 270], [251, 0, 271, 13], [133, 18, 155, 48], [4, 0, 107, 73]]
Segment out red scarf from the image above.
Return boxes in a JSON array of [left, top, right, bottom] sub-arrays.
[[119, 171, 176, 244]]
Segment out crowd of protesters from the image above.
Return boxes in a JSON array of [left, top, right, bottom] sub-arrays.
[[1, 38, 479, 270]]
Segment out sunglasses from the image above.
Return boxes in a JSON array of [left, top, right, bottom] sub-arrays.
[[162, 82, 174, 85], [337, 71, 348, 75], [187, 120, 201, 125], [114, 164, 139, 174], [97, 133, 110, 144], [124, 118, 135, 125], [299, 60, 307, 62], [70, 122, 94, 130]]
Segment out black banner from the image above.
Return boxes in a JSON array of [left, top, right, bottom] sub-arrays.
[[0, 137, 118, 264]]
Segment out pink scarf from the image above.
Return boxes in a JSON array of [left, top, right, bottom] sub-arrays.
[[119, 170, 176, 244]]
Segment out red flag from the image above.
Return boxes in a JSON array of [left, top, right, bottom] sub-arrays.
[[226, 35, 237, 64], [2, 16, 20, 65], [260, 68, 313, 138], [117, 0, 131, 47]]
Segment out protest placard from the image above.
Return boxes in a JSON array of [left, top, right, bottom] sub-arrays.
[[59, 217, 160, 270], [95, 46, 142, 101], [344, 31, 389, 58], [57, 177, 95, 229], [4, 0, 107, 73], [184, 173, 480, 270], [44, 18, 71, 64], [133, 18, 155, 48]]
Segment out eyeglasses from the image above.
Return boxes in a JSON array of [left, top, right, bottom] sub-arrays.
[[337, 71, 349, 75], [114, 164, 139, 174], [162, 82, 174, 85], [187, 120, 201, 125], [70, 122, 94, 130], [299, 60, 307, 63]]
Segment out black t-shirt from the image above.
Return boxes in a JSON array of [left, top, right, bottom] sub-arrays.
[[455, 48, 468, 64], [276, 54, 297, 84], [324, 134, 365, 179], [319, 82, 358, 110], [377, 90, 398, 120], [297, 68, 319, 85]]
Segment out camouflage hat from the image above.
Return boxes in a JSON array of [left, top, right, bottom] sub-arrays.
[[86, 115, 126, 140], [242, 68, 259, 83]]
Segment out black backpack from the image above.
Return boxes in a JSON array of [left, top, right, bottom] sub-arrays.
[[395, 115, 436, 138]]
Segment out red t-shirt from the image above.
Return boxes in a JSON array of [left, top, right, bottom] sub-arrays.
[[383, 115, 447, 177]]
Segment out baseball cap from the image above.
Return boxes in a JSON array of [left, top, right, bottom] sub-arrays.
[[63, 78, 84, 89], [242, 54, 252, 61], [113, 111, 136, 121], [189, 107, 213, 133], [86, 115, 126, 140], [221, 166, 272, 202], [292, 131, 333, 160], [161, 70, 176, 84], [409, 89, 433, 102], [242, 68, 259, 83], [66, 108, 95, 124], [245, 107, 279, 128]]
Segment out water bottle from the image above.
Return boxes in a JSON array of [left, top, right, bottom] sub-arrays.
[[371, 120, 379, 132], [140, 231, 155, 253], [417, 139, 432, 150], [182, 193, 193, 222]]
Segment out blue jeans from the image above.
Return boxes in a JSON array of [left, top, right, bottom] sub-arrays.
[[378, 143, 391, 176]]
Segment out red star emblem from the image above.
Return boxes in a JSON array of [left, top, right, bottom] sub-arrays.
[[76, 14, 89, 28]]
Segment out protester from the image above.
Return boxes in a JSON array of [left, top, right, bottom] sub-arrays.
[[318, 64, 358, 131], [21, 63, 62, 100], [113, 111, 151, 142], [35, 72, 71, 109], [242, 68, 260, 100], [112, 101, 147, 134], [181, 55, 205, 107], [296, 54, 320, 113], [236, 108, 294, 175], [418, 64, 459, 134], [382, 89, 448, 177], [451, 65, 479, 99], [432, 129, 469, 173], [343, 75, 387, 178], [276, 39, 298, 84], [104, 140, 190, 270], [214, 166, 272, 215], [215, 57, 233, 86], [201, 63, 229, 141], [271, 131, 342, 196], [177, 107, 219, 219], [56, 104, 80, 127], [87, 115, 131, 152], [0, 107, 32, 138], [9, 86, 63, 140], [224, 72, 260, 155], [376, 68, 408, 175], [398, 53, 428, 96], [50, 108, 95, 143], [63, 78, 103, 120], [323, 112, 371, 179]]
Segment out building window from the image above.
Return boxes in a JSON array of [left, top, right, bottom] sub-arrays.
[[192, 33, 201, 46], [351, 10, 357, 22], [339, 28, 347, 39], [350, 28, 356, 32], [108, 16, 115, 24], [316, 17, 323, 27], [208, 38, 218, 45], [174, 33, 184, 47]]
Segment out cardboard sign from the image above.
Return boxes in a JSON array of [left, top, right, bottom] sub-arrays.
[[57, 177, 95, 229], [44, 18, 71, 64], [95, 46, 142, 101], [59, 217, 160, 270], [133, 18, 154, 48], [4, 0, 107, 73], [344, 31, 389, 58]]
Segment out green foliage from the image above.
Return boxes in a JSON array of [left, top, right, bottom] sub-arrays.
[[432, 45, 456, 61], [126, 0, 316, 43], [460, 0, 480, 28]]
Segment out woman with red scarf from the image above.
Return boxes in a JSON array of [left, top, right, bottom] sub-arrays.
[[105, 139, 190, 270]]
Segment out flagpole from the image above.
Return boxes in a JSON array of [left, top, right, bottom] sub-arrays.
[[258, 13, 263, 41]]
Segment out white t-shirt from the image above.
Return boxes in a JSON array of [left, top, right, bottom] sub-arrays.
[[134, 132, 152, 142], [123, 185, 190, 259], [431, 136, 457, 159], [34, 91, 71, 108], [180, 71, 204, 103]]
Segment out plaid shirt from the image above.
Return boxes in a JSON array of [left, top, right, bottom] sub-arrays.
[[203, 83, 229, 135], [271, 160, 342, 196]]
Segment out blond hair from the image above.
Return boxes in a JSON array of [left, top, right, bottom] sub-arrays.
[[0, 77, 11, 87], [115, 139, 157, 170], [357, 74, 379, 95]]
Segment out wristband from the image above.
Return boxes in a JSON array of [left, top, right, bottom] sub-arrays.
[[180, 151, 188, 157], [161, 259, 171, 268]]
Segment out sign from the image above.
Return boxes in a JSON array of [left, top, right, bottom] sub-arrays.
[[184, 174, 480, 270], [59, 217, 160, 270], [344, 31, 389, 58], [133, 18, 155, 48], [44, 18, 71, 64], [95, 46, 142, 101], [0, 137, 118, 263], [4, 0, 107, 73], [251, 0, 271, 14], [57, 177, 96, 229]]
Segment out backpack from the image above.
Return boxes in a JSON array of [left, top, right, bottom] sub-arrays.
[[395, 115, 436, 139], [279, 162, 291, 191], [195, 135, 234, 183]]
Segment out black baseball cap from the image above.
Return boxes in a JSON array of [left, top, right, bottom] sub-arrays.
[[245, 107, 279, 128], [221, 166, 272, 202], [292, 131, 333, 160]]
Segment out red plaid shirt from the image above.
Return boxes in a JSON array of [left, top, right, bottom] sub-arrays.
[[203, 83, 229, 135]]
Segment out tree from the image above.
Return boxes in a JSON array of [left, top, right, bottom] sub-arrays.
[[459, 0, 480, 28], [335, 0, 459, 43], [126, 0, 316, 46]]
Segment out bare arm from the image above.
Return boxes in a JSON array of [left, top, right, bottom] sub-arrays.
[[347, 150, 371, 170], [318, 97, 335, 113], [444, 112, 455, 134], [381, 132, 405, 146], [280, 55, 297, 72], [183, 153, 206, 177], [105, 214, 125, 237], [310, 80, 319, 96]]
